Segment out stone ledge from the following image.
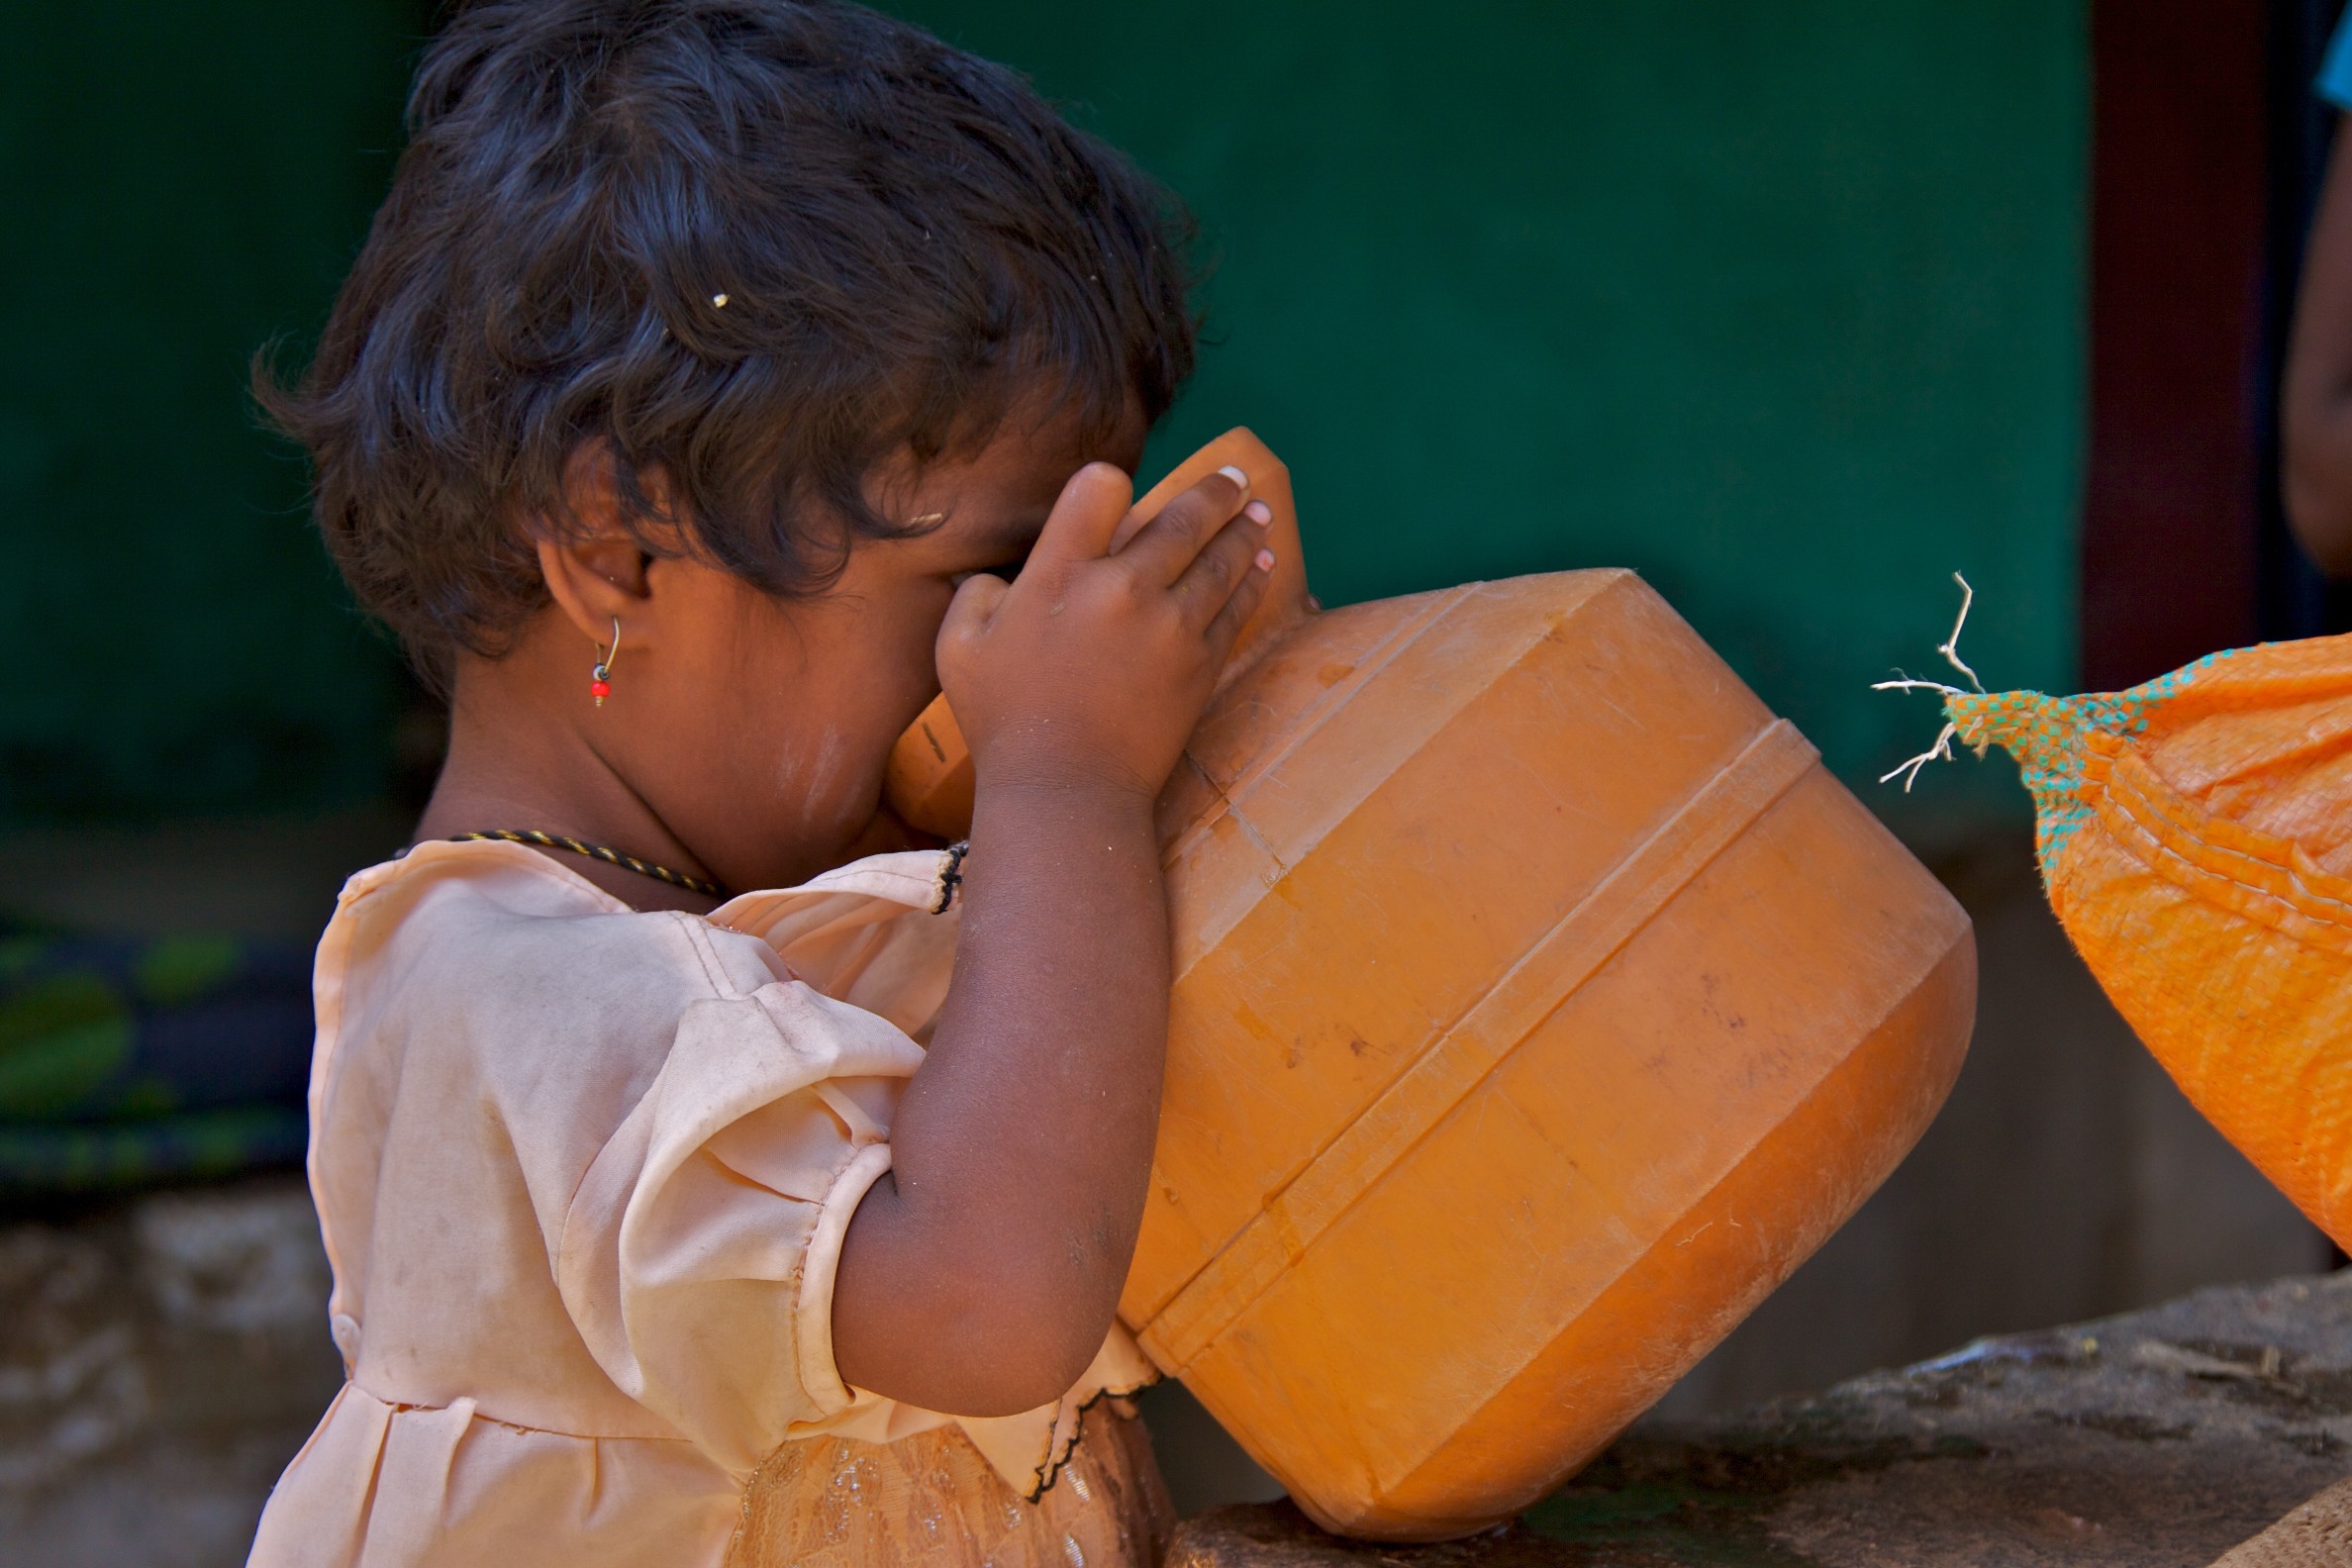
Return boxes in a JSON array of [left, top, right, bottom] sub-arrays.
[[0, 1176, 343, 1567], [1171, 1271, 2352, 1567], [6, 1177, 2345, 1567]]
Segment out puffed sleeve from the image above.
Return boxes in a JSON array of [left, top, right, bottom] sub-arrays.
[[552, 975, 927, 1475]]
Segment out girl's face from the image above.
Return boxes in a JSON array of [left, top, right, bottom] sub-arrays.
[[523, 409, 1148, 894]]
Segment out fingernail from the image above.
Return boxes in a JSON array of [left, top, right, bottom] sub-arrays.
[[1218, 463, 1250, 493], [1245, 500, 1273, 527], [1255, 548, 1276, 571]]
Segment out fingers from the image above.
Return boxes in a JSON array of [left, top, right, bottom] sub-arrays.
[[1171, 499, 1276, 629], [935, 570, 1010, 663], [1201, 533, 1276, 662], [1116, 464, 1251, 585], [1025, 462, 1134, 571]]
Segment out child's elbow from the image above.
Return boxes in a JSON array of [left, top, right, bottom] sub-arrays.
[[838, 1265, 1123, 1418], [945, 1352, 1103, 1420], [933, 1288, 1120, 1418]]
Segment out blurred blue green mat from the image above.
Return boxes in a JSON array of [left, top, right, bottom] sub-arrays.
[[0, 930, 313, 1196]]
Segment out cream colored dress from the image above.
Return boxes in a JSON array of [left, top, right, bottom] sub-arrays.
[[247, 840, 1169, 1568]]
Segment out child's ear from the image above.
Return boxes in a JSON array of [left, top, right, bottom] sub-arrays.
[[536, 441, 657, 647], [536, 533, 651, 646]]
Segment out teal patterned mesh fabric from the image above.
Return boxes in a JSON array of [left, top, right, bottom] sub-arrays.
[[1946, 650, 2233, 874]]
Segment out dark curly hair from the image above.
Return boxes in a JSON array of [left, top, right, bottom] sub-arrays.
[[262, 0, 1196, 684]]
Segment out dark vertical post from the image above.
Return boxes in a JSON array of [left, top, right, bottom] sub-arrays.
[[2082, 0, 2269, 690]]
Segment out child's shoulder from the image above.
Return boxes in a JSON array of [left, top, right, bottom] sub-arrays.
[[310, 842, 802, 1150], [324, 838, 960, 1029], [349, 839, 775, 985], [311, 839, 951, 1143]]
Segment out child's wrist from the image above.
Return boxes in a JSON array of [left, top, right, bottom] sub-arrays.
[[968, 735, 1166, 811], [973, 769, 1160, 818]]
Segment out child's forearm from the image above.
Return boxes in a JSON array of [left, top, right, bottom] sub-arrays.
[[832, 776, 1169, 1416], [831, 456, 1267, 1414]]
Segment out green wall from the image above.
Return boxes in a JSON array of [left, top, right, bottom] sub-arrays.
[[0, 4, 421, 824], [0, 2, 2085, 834], [894, 0, 2088, 834]]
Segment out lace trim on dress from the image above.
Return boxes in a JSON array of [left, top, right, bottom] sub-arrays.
[[1020, 1375, 1160, 1505], [930, 841, 971, 915]]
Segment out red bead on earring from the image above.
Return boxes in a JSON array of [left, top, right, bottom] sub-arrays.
[[590, 617, 620, 708]]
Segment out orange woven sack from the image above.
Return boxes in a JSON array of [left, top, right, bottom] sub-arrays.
[[1935, 634, 2352, 1249]]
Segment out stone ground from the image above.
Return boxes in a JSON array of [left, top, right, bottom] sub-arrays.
[[2, 1172, 2346, 1566], [1172, 1272, 2352, 1567], [0, 1178, 343, 1567]]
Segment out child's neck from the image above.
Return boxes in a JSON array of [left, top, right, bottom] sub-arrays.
[[414, 650, 723, 915]]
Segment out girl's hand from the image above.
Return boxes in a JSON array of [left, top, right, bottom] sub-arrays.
[[836, 458, 1271, 1417], [935, 461, 1275, 801]]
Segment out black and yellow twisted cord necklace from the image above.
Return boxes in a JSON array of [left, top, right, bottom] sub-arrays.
[[449, 830, 725, 898]]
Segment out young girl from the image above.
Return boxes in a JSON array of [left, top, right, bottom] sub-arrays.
[[246, 4, 1277, 1564]]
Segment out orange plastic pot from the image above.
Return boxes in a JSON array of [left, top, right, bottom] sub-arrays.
[[886, 433, 1976, 1538]]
